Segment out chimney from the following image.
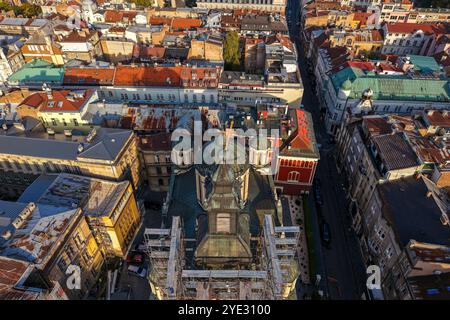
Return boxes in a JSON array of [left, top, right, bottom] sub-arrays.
[[46, 87, 53, 100]]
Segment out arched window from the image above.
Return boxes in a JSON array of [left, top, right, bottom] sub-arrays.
[[287, 171, 300, 182]]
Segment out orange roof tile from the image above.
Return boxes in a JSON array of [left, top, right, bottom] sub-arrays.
[[64, 68, 115, 85], [386, 22, 448, 35], [23, 90, 94, 112], [104, 10, 137, 23], [171, 18, 202, 30], [113, 66, 182, 87], [150, 17, 172, 26]]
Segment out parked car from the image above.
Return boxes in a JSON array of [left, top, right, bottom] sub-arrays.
[[321, 222, 331, 247], [144, 201, 161, 211], [127, 265, 147, 278], [314, 183, 323, 206]]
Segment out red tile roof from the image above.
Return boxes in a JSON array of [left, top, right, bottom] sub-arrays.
[[132, 45, 166, 60], [0, 257, 37, 300], [24, 89, 94, 112], [113, 66, 219, 88], [114, 65, 182, 87], [386, 22, 448, 35], [363, 117, 393, 136], [139, 133, 172, 151], [64, 68, 115, 85], [104, 10, 137, 23], [149, 17, 172, 26], [290, 109, 312, 151], [171, 18, 202, 30], [18, 92, 46, 109], [347, 61, 376, 71], [425, 110, 450, 127], [59, 29, 97, 43], [352, 12, 371, 23]]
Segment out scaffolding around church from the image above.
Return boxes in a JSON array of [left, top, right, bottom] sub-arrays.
[[144, 214, 301, 300]]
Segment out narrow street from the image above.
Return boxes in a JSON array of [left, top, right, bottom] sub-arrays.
[[287, 0, 367, 299]]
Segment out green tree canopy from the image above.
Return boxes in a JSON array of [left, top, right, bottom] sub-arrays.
[[0, 2, 42, 17], [223, 31, 241, 71]]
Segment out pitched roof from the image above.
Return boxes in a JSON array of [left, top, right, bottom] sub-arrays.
[[77, 128, 133, 161], [64, 67, 115, 85], [132, 45, 166, 60], [282, 109, 319, 159], [372, 132, 420, 171], [0, 128, 133, 162], [386, 22, 448, 35], [330, 66, 450, 102], [38, 89, 94, 112], [171, 18, 202, 30], [379, 176, 449, 247], [8, 59, 64, 84], [113, 65, 182, 87], [104, 10, 137, 23], [0, 256, 37, 300]]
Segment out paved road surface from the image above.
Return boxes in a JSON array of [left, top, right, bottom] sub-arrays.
[[286, 0, 367, 300]]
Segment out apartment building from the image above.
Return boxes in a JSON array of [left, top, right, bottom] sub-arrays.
[[196, 0, 287, 14], [360, 176, 450, 300], [321, 64, 450, 134], [336, 116, 422, 232], [139, 133, 172, 192], [381, 22, 448, 56], [21, 33, 64, 66], [0, 127, 140, 197], [16, 89, 99, 133], [0, 18, 48, 36], [58, 29, 103, 63], [0, 36, 25, 85], [19, 173, 142, 258], [0, 200, 104, 299]]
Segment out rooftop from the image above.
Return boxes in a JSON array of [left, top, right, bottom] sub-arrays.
[[0, 256, 37, 300], [23, 89, 95, 113], [23, 173, 131, 218], [63, 67, 115, 86], [379, 176, 450, 247], [372, 132, 420, 171], [0, 199, 79, 266], [0, 127, 133, 162]]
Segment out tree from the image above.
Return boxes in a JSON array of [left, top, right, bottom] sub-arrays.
[[223, 31, 241, 71], [0, 2, 41, 17], [130, 0, 154, 7], [19, 4, 42, 18]]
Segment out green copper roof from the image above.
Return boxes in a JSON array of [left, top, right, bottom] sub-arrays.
[[408, 55, 441, 73], [331, 67, 450, 102], [8, 59, 64, 84]]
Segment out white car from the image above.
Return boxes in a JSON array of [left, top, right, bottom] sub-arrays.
[[127, 265, 147, 278]]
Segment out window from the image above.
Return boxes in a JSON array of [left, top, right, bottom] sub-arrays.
[[287, 171, 300, 182], [73, 119, 79, 126], [51, 118, 57, 126], [57, 257, 68, 272], [216, 213, 231, 233]]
